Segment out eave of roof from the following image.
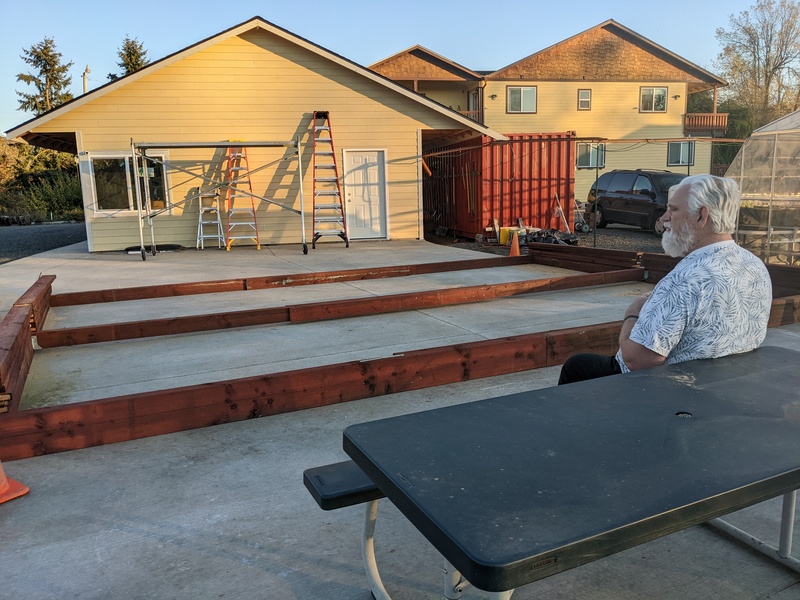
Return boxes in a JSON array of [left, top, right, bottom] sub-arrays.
[[5, 16, 505, 145]]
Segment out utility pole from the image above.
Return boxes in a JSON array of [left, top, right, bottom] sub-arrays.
[[82, 66, 90, 94]]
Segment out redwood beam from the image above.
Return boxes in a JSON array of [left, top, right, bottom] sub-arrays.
[[49, 256, 539, 307], [38, 269, 645, 347], [2, 294, 799, 460]]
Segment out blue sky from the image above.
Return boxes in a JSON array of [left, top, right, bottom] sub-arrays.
[[2, 0, 757, 135]]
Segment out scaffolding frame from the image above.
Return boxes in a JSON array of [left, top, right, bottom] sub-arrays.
[[130, 139, 308, 260]]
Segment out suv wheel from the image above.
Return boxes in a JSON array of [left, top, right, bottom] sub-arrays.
[[594, 206, 607, 229], [650, 209, 665, 236]]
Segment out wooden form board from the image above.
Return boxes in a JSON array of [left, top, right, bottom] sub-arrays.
[[38, 269, 646, 347], [0, 275, 56, 414], [1, 248, 798, 461]]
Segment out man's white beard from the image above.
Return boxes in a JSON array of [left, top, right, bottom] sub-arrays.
[[661, 221, 696, 257]]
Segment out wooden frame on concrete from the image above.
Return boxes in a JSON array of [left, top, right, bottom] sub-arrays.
[[1, 245, 798, 461]]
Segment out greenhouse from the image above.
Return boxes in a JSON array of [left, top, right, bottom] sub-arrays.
[[726, 110, 800, 264]]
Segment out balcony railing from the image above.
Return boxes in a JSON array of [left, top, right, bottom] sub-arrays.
[[685, 113, 729, 137], [458, 110, 482, 124]]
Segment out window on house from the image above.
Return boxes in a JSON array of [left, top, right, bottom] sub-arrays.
[[92, 154, 168, 211], [578, 89, 591, 110], [507, 86, 537, 113], [576, 143, 605, 169], [640, 87, 667, 112], [667, 141, 695, 166]]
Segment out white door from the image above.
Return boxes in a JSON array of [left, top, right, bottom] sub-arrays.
[[343, 150, 387, 239]]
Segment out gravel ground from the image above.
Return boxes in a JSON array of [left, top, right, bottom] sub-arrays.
[[0, 222, 87, 265], [0, 221, 664, 265], [434, 225, 665, 256]]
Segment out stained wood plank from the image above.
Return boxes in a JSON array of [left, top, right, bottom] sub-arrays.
[[38, 270, 644, 347]]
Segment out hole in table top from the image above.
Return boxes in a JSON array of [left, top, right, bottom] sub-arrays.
[[675, 411, 693, 418]]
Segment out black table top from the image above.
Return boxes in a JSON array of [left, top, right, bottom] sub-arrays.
[[343, 346, 800, 592]]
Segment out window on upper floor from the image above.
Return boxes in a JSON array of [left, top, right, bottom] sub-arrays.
[[640, 87, 667, 112], [91, 153, 169, 212], [667, 141, 695, 166], [507, 86, 537, 113], [576, 143, 605, 169], [578, 89, 591, 110]]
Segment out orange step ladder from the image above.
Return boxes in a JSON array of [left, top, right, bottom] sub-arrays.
[[225, 146, 260, 251]]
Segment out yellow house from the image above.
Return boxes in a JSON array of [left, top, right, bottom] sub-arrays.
[[5, 17, 504, 253], [371, 20, 728, 204]]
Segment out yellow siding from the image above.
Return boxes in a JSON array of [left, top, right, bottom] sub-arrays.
[[483, 80, 712, 200], [33, 30, 469, 251]]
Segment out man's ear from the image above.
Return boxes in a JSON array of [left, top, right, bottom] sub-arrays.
[[697, 206, 711, 229]]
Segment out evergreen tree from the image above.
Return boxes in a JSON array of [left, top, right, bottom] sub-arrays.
[[16, 37, 74, 115], [107, 36, 149, 81]]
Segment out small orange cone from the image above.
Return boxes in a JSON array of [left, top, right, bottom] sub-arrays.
[[0, 460, 29, 505], [509, 231, 521, 257]]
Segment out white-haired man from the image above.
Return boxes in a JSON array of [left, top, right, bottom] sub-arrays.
[[558, 174, 772, 385]]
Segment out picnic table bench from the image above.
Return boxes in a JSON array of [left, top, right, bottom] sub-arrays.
[[305, 346, 800, 599]]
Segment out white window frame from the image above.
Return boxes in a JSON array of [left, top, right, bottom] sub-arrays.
[[576, 142, 605, 169], [507, 86, 537, 113], [89, 151, 170, 214], [667, 141, 695, 166], [577, 89, 591, 110], [640, 87, 667, 113]]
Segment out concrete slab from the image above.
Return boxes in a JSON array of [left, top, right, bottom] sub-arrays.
[[2, 241, 799, 599]]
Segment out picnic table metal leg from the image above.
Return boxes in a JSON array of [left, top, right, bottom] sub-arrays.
[[442, 559, 515, 599], [443, 559, 466, 598], [363, 499, 391, 600], [779, 490, 796, 559], [708, 489, 800, 574]]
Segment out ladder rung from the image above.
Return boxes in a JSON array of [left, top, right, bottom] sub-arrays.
[[315, 177, 338, 182], [315, 203, 342, 209], [314, 164, 336, 169], [229, 167, 248, 171], [315, 217, 343, 223], [313, 230, 346, 236], [314, 138, 333, 143], [315, 190, 340, 196]]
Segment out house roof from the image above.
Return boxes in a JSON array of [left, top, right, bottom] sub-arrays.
[[369, 45, 484, 81], [487, 19, 726, 94], [5, 17, 504, 152], [752, 110, 800, 135]]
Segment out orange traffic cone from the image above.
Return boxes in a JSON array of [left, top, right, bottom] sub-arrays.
[[0, 460, 29, 504], [509, 231, 521, 257]]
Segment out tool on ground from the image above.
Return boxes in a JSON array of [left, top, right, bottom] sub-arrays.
[[573, 198, 591, 233], [554, 193, 571, 233], [311, 111, 349, 249]]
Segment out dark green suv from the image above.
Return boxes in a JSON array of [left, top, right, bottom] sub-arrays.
[[584, 169, 687, 234]]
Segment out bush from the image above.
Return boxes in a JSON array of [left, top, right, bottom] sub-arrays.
[[0, 168, 82, 221]]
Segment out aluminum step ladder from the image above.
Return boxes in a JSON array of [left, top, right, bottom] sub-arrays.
[[196, 191, 224, 249], [311, 111, 349, 249], [225, 146, 260, 251]]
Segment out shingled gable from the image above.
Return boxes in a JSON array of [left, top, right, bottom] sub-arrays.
[[486, 19, 726, 95], [369, 45, 483, 82], [5, 16, 503, 152]]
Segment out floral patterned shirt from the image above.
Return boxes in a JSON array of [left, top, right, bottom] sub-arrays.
[[616, 241, 772, 373]]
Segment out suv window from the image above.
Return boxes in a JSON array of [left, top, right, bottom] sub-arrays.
[[632, 175, 654, 196], [652, 173, 688, 193], [607, 172, 637, 193]]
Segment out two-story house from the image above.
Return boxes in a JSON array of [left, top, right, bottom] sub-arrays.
[[371, 19, 728, 205]]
